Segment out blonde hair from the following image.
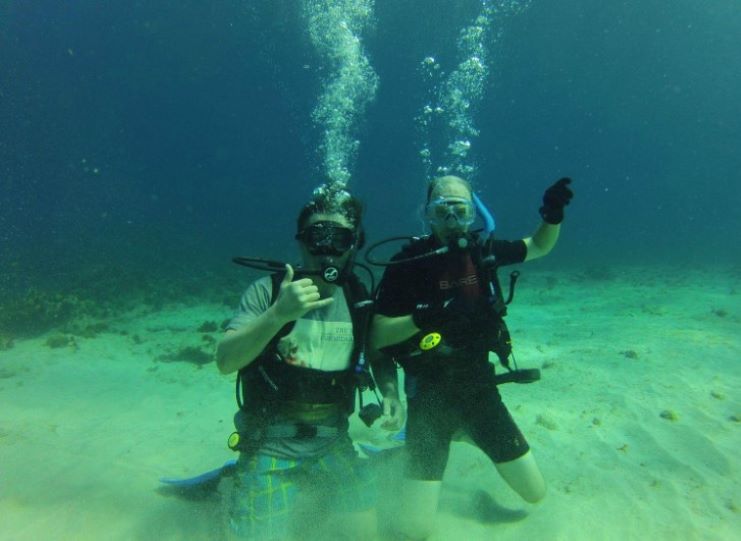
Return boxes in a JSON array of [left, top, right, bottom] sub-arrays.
[[426, 175, 473, 202]]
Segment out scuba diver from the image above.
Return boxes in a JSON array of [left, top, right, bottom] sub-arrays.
[[214, 186, 402, 541], [368, 175, 573, 540]]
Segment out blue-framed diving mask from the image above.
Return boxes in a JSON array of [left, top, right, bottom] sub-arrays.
[[426, 196, 476, 230]]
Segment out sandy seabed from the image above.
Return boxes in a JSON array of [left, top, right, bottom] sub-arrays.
[[1, 264, 739, 541]]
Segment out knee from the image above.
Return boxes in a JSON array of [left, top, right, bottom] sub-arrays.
[[396, 515, 435, 541], [512, 473, 546, 504], [522, 482, 546, 504]]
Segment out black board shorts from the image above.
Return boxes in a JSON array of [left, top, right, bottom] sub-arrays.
[[404, 364, 530, 481]]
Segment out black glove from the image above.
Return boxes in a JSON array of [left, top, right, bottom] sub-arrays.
[[539, 177, 573, 225]]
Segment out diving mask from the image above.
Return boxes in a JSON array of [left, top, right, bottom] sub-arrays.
[[296, 221, 357, 256], [426, 197, 476, 229]]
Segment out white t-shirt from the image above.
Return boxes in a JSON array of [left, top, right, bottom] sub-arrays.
[[228, 275, 354, 371]]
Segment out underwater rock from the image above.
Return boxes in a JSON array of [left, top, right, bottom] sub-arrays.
[[535, 414, 558, 431], [197, 321, 219, 333], [0, 333, 14, 351], [45, 334, 76, 349], [659, 409, 679, 422], [0, 289, 79, 336], [74, 322, 110, 338], [159, 345, 213, 366]]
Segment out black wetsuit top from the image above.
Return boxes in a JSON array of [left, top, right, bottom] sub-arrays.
[[376, 236, 525, 317], [375, 236, 530, 479]]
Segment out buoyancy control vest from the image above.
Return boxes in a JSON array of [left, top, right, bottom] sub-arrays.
[[386, 233, 517, 371], [235, 271, 373, 421]]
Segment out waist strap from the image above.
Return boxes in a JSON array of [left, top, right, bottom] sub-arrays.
[[280, 401, 342, 423], [228, 422, 340, 451], [263, 423, 340, 439]]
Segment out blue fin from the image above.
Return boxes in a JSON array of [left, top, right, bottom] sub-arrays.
[[358, 428, 406, 457], [158, 459, 238, 499], [390, 428, 406, 442], [358, 443, 384, 456]]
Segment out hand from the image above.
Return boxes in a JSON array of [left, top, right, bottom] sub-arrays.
[[380, 395, 405, 431], [539, 177, 573, 224], [273, 264, 334, 323]]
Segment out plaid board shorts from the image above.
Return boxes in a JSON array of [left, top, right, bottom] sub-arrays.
[[227, 436, 376, 540]]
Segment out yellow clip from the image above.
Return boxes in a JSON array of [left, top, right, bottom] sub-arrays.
[[419, 332, 442, 351], [227, 432, 241, 450]]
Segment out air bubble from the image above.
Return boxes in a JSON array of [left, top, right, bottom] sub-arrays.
[[414, 0, 532, 182], [305, 0, 378, 189]]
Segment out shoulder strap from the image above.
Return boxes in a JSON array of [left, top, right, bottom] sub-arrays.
[[343, 271, 378, 412], [472, 235, 508, 317], [235, 272, 292, 410], [269, 271, 296, 341], [343, 271, 372, 368]]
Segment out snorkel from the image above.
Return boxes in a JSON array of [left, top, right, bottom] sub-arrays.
[[472, 193, 495, 237], [439, 192, 496, 251], [367, 192, 495, 265]]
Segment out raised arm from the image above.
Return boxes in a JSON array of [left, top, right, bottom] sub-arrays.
[[523, 222, 560, 261], [523, 177, 573, 262]]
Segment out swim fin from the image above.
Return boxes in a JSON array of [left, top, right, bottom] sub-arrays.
[[158, 459, 237, 500], [357, 428, 406, 457]]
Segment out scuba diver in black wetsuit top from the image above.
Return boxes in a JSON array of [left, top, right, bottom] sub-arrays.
[[368, 175, 573, 540], [216, 186, 403, 541]]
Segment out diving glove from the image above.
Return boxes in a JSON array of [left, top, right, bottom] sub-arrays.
[[539, 177, 573, 225]]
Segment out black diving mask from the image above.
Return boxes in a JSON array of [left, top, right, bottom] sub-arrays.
[[296, 221, 356, 256]]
